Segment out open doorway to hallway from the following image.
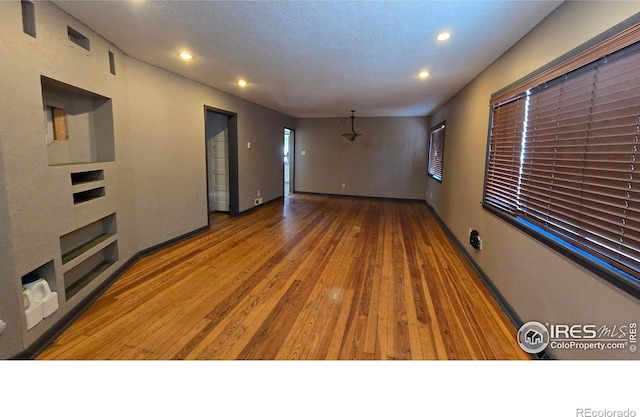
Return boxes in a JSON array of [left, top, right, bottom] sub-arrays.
[[205, 107, 239, 219], [284, 127, 294, 196], [207, 112, 230, 212]]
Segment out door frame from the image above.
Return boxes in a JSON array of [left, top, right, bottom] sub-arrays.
[[204, 106, 239, 219], [284, 127, 295, 196]]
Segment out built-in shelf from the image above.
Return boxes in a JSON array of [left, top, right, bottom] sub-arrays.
[[70, 170, 105, 203], [60, 214, 118, 300], [61, 233, 115, 266], [71, 169, 104, 185], [42, 76, 115, 166], [73, 187, 105, 204], [21, 261, 56, 295], [65, 258, 116, 300]]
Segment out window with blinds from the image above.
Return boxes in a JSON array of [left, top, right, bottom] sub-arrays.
[[428, 122, 446, 182], [483, 26, 640, 294]]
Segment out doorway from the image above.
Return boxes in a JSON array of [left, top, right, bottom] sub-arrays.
[[284, 128, 294, 196], [207, 112, 229, 212], [205, 107, 239, 218]]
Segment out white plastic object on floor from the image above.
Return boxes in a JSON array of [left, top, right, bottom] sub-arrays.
[[24, 278, 59, 319], [23, 291, 43, 330]]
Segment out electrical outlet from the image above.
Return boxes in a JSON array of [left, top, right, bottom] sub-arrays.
[[257, 190, 260, 197], [254, 197, 263, 206], [342, 183, 346, 188], [470, 230, 481, 250]]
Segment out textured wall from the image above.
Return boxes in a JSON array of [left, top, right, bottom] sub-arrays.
[[427, 1, 640, 359], [295, 116, 428, 199], [0, 126, 22, 358], [0, 0, 137, 354], [126, 58, 293, 251], [0, 0, 293, 358]]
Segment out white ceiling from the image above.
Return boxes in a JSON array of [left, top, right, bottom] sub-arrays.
[[53, 0, 563, 118]]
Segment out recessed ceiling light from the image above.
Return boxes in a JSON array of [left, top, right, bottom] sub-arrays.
[[179, 52, 193, 60], [436, 32, 451, 41], [419, 71, 430, 79], [238, 80, 248, 87]]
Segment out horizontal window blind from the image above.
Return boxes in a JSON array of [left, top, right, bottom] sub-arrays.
[[484, 31, 640, 282], [428, 122, 446, 182], [486, 95, 525, 213]]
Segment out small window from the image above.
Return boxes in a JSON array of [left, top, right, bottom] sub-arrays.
[[428, 121, 446, 182]]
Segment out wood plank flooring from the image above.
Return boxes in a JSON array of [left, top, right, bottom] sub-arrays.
[[38, 194, 529, 360]]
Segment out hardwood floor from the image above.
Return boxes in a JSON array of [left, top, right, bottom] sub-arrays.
[[38, 194, 529, 360]]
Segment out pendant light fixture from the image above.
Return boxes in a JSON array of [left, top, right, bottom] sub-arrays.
[[341, 110, 362, 141]]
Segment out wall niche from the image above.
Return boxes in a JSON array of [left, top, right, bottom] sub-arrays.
[[60, 213, 118, 300], [41, 76, 115, 166]]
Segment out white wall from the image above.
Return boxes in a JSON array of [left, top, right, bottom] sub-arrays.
[[427, 1, 640, 359]]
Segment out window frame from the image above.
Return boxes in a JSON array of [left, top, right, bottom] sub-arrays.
[[428, 121, 446, 182], [482, 14, 640, 299]]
